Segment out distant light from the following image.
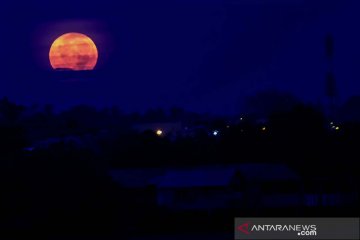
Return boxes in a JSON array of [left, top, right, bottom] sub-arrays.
[[261, 126, 267, 131], [330, 122, 334, 125], [335, 126, 340, 131], [213, 130, 219, 136], [240, 117, 243, 121], [226, 125, 230, 129], [156, 129, 163, 136]]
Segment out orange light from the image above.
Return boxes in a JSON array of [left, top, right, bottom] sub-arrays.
[[49, 32, 98, 71]]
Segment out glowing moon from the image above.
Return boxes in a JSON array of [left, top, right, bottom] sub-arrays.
[[49, 32, 98, 71]]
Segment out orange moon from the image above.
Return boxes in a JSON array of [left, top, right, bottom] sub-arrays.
[[49, 32, 98, 71]]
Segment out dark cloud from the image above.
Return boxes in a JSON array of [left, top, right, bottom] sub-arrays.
[[76, 55, 92, 70]]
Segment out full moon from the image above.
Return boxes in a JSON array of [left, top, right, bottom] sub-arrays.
[[49, 32, 98, 71]]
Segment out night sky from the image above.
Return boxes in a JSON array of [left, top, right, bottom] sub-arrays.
[[0, 0, 359, 114]]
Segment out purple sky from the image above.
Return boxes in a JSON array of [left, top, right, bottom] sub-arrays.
[[0, 0, 359, 114]]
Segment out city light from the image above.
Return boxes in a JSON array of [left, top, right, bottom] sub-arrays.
[[156, 129, 163, 136], [331, 125, 340, 131], [261, 126, 267, 131], [213, 130, 219, 136]]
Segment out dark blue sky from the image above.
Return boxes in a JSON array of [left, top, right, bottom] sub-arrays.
[[0, 0, 359, 114]]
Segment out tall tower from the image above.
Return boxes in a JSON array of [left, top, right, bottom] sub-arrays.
[[325, 34, 337, 119]]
